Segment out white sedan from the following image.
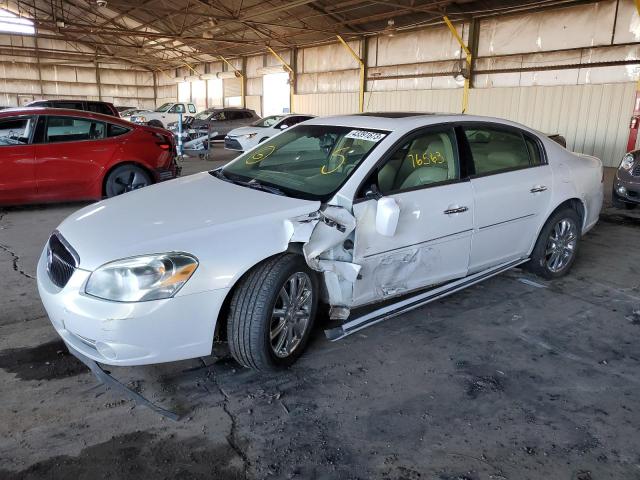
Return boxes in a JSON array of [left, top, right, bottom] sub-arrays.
[[37, 113, 603, 371], [224, 114, 314, 152]]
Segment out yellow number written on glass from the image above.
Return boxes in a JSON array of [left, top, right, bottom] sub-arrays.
[[321, 147, 349, 175], [410, 151, 445, 169]]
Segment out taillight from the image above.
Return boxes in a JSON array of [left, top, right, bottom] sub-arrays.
[[153, 132, 171, 150]]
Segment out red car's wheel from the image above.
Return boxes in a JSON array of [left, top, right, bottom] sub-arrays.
[[105, 165, 152, 198]]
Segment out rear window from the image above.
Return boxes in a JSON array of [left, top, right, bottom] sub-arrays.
[[53, 101, 84, 111], [87, 102, 114, 116], [45, 116, 106, 143], [107, 124, 130, 137]]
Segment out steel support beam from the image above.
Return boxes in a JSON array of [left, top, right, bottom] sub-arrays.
[[443, 15, 471, 114], [337, 35, 365, 113], [219, 55, 245, 108]]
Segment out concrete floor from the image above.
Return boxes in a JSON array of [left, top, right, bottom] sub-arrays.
[[1, 149, 639, 479]]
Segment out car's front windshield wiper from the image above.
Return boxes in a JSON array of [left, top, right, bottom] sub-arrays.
[[212, 170, 285, 196]]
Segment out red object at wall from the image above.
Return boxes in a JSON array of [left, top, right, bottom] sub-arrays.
[[0, 107, 177, 206], [626, 89, 640, 152]]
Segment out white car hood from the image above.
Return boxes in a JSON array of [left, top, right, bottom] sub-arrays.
[[57, 172, 320, 271], [227, 126, 265, 137]]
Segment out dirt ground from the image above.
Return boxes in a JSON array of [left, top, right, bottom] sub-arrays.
[[1, 152, 639, 480]]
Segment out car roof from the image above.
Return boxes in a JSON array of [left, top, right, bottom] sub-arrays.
[[0, 107, 132, 125], [303, 112, 541, 135]]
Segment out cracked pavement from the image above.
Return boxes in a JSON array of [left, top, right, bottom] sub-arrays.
[[1, 158, 640, 479]]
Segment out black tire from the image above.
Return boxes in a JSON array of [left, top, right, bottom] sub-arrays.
[[227, 254, 318, 371], [524, 207, 581, 279], [147, 119, 164, 128], [104, 164, 152, 198]]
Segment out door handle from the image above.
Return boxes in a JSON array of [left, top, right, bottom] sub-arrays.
[[530, 185, 547, 193], [444, 206, 469, 215]]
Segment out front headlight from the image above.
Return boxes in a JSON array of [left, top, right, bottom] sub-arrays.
[[244, 132, 258, 139], [620, 153, 635, 171], [85, 253, 198, 302]]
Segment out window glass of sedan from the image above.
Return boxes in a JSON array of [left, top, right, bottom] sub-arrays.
[[45, 116, 106, 143], [253, 115, 286, 128], [0, 116, 35, 146], [221, 125, 387, 199], [464, 126, 539, 175], [370, 128, 459, 195]]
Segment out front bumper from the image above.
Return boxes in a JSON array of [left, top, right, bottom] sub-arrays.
[[224, 136, 244, 151], [37, 248, 229, 366], [613, 174, 640, 206]]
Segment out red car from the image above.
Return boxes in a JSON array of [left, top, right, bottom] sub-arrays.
[[0, 107, 179, 206]]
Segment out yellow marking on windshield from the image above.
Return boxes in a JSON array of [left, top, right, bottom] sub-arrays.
[[321, 147, 349, 175], [246, 145, 276, 164]]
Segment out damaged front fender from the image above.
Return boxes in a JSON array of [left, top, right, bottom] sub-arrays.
[[288, 206, 360, 318]]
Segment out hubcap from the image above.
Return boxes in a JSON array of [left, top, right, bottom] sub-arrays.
[[544, 218, 577, 273], [270, 272, 313, 358], [111, 169, 149, 195]]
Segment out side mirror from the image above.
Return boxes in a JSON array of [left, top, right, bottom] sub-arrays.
[[280, 124, 289, 129], [375, 197, 400, 237]]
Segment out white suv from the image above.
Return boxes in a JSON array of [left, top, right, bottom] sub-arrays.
[[129, 102, 196, 128]]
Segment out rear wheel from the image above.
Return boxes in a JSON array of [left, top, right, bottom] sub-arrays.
[[147, 119, 164, 128], [525, 208, 581, 279], [227, 254, 318, 371], [104, 164, 152, 198]]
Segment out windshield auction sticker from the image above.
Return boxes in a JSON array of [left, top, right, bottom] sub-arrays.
[[344, 130, 386, 142]]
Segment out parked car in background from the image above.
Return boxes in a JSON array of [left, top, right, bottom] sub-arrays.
[[612, 150, 640, 210], [0, 107, 179, 206], [27, 99, 120, 117], [224, 114, 315, 152], [37, 113, 602, 372], [129, 102, 196, 128], [115, 106, 136, 113], [120, 108, 153, 122], [168, 107, 260, 141]]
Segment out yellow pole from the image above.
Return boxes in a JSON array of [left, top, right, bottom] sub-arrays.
[[443, 16, 472, 114], [267, 46, 295, 113], [219, 55, 245, 108], [336, 35, 365, 113]]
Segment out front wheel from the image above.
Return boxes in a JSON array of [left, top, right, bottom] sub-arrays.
[[104, 164, 152, 198], [227, 254, 318, 371], [524, 208, 581, 279]]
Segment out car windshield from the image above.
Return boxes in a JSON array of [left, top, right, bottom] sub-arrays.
[[194, 109, 215, 120], [155, 103, 173, 112], [251, 115, 286, 128], [219, 125, 388, 200]]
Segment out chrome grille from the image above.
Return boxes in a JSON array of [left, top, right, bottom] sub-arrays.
[[46, 233, 78, 288]]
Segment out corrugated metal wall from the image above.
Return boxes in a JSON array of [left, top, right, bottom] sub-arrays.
[[293, 82, 635, 167]]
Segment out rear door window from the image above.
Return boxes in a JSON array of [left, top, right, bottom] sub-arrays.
[[45, 116, 106, 143], [107, 124, 130, 137], [87, 102, 113, 115], [0, 116, 35, 145], [53, 101, 84, 111], [188, 104, 196, 113], [463, 126, 532, 175]]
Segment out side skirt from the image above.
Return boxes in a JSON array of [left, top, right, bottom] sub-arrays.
[[325, 257, 529, 341]]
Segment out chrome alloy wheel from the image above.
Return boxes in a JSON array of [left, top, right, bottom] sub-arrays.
[[545, 218, 578, 273], [270, 272, 313, 358]]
